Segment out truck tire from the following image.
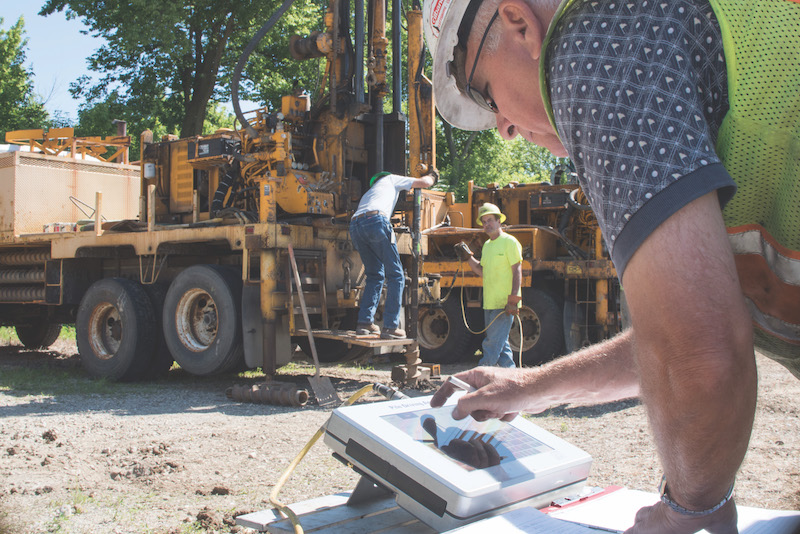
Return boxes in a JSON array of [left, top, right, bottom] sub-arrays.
[[419, 296, 477, 364], [163, 265, 244, 376], [76, 278, 156, 381], [15, 321, 61, 350], [509, 288, 564, 367]]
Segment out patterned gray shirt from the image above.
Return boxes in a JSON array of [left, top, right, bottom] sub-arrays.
[[546, 0, 736, 276]]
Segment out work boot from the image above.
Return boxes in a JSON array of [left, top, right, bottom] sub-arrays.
[[380, 327, 406, 339], [356, 323, 380, 335]]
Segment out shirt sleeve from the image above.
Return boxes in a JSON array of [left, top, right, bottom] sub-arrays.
[[507, 236, 523, 265], [546, 0, 734, 277], [391, 175, 417, 192]]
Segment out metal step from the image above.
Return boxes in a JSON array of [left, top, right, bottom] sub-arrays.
[[297, 329, 414, 348]]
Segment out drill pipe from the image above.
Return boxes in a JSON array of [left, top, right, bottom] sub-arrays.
[[226, 383, 309, 407], [0, 250, 50, 266], [0, 269, 45, 284], [0, 286, 46, 302]]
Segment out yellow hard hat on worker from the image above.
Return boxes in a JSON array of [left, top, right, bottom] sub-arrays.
[[476, 203, 506, 226]]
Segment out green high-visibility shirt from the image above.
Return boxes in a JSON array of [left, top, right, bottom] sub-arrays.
[[480, 232, 523, 310]]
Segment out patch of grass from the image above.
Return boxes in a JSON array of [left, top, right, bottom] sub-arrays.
[[0, 327, 19, 344], [343, 362, 375, 371], [0, 366, 116, 395], [59, 325, 76, 342], [0, 365, 164, 396], [238, 368, 267, 379], [277, 361, 311, 373], [0, 325, 76, 344], [0, 507, 21, 534], [68, 487, 94, 512]]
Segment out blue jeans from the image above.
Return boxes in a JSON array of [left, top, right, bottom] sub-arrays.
[[350, 213, 404, 329], [478, 309, 516, 368]]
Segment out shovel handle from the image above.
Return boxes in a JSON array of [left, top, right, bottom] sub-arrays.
[[287, 243, 321, 376]]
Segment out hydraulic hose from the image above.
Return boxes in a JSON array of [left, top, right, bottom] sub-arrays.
[[231, 0, 297, 138], [456, 258, 525, 365]]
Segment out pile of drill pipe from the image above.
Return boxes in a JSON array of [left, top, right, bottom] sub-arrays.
[[226, 382, 309, 407]]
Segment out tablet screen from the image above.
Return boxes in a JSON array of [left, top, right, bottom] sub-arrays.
[[381, 405, 553, 471]]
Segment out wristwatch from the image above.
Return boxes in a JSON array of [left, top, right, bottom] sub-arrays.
[[659, 475, 735, 517]]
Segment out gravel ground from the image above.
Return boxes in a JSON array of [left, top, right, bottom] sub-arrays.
[[0, 338, 798, 534]]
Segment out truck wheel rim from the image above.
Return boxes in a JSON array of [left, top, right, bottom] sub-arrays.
[[88, 303, 122, 360], [175, 288, 218, 351], [509, 305, 540, 352], [418, 307, 449, 349]]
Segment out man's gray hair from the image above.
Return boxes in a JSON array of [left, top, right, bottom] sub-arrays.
[[475, 0, 562, 55]]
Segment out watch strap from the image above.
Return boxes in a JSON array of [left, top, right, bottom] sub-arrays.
[[658, 475, 735, 517]]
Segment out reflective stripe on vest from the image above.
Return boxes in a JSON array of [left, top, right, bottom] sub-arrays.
[[729, 225, 800, 346]]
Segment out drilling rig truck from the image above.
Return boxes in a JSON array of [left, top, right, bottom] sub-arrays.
[[0, 0, 620, 382]]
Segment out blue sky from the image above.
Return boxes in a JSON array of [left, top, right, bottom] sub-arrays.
[[2, 2, 259, 127], [2, 2, 98, 122]]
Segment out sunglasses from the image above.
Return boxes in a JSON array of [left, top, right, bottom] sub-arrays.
[[465, 10, 500, 114]]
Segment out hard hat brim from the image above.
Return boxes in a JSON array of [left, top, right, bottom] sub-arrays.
[[429, 1, 497, 132], [476, 210, 506, 226]]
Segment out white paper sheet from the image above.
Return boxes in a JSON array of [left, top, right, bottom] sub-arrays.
[[445, 506, 615, 533], [549, 489, 800, 534]]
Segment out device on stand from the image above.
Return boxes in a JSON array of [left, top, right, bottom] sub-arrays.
[[324, 393, 593, 532]]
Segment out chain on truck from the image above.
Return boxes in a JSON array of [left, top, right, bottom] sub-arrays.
[[0, 0, 621, 383]]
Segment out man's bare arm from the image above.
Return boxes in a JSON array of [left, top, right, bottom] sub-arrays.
[[510, 261, 521, 296], [466, 255, 483, 276], [623, 192, 756, 519], [410, 172, 436, 189], [432, 327, 640, 419]]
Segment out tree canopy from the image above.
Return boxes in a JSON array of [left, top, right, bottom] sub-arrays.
[[33, 0, 567, 190], [436, 122, 566, 201], [41, 0, 326, 138], [0, 17, 49, 142]]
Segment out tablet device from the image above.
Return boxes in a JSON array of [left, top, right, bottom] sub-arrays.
[[323, 393, 592, 531]]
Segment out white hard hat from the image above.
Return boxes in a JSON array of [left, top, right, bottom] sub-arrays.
[[423, 0, 497, 131]]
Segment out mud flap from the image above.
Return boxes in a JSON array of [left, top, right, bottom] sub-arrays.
[[242, 284, 293, 371], [563, 300, 588, 354], [242, 283, 263, 369]]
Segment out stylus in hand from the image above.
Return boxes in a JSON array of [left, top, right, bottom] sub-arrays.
[[447, 376, 477, 393]]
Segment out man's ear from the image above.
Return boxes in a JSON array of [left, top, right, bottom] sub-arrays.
[[497, 0, 546, 60]]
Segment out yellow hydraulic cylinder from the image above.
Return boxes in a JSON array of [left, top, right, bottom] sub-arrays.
[[260, 249, 279, 374], [407, 6, 436, 176], [368, 0, 389, 97], [594, 227, 609, 326]]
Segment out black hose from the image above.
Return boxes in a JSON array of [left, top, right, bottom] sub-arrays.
[[231, 0, 298, 138]]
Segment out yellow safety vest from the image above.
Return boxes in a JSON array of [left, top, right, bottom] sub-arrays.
[[540, 0, 800, 377]]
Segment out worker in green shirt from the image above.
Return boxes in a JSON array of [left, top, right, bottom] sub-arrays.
[[455, 203, 522, 367]]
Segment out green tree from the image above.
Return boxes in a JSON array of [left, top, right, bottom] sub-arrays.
[[41, 0, 324, 138], [0, 17, 49, 142], [436, 120, 565, 201]]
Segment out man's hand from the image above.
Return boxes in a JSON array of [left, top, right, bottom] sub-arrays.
[[430, 367, 530, 422], [625, 498, 738, 534], [426, 167, 440, 185], [505, 295, 522, 315], [454, 241, 473, 262]]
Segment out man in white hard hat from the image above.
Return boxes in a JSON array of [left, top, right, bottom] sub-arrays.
[[454, 203, 522, 368], [424, 0, 800, 531], [351, 170, 438, 339]]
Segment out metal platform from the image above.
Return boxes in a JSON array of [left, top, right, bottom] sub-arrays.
[[297, 329, 415, 348], [236, 491, 434, 534]]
